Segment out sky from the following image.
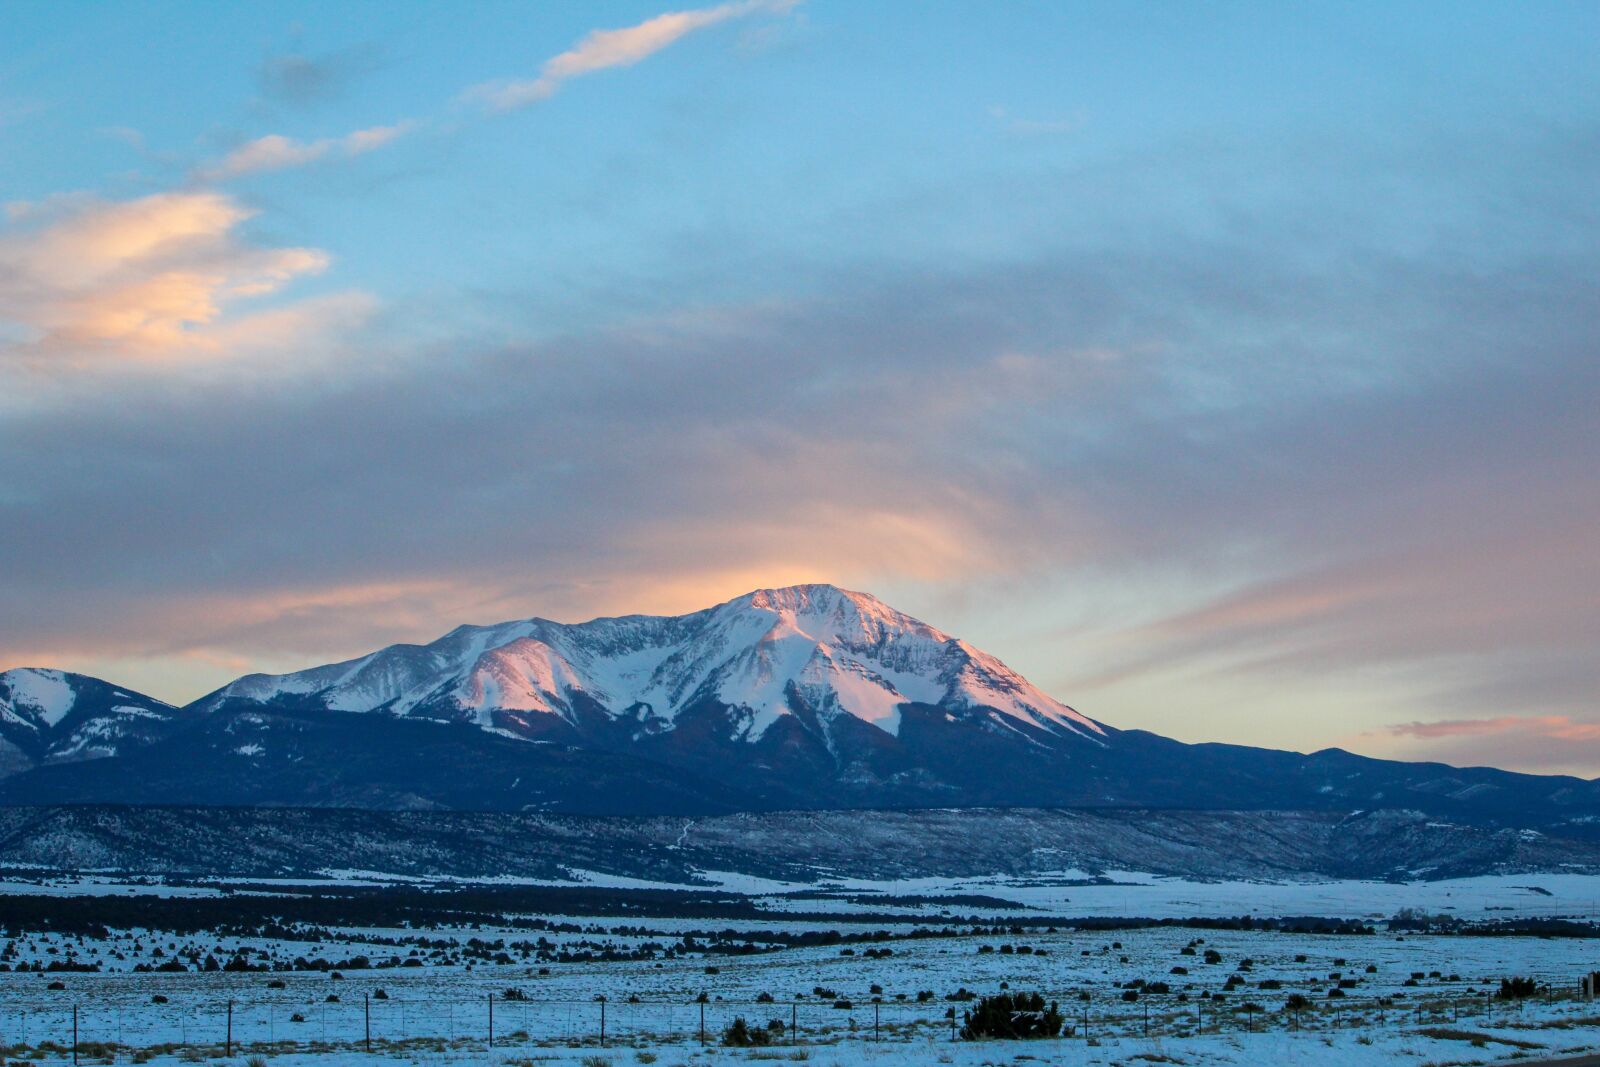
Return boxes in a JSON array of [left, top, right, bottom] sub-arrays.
[[1, 1, 1596, 775]]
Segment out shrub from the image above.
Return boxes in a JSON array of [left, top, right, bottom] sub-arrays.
[[722, 1017, 775, 1047], [961, 992, 1064, 1040], [1497, 977, 1539, 1000]]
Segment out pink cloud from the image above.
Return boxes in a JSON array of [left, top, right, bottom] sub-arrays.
[[196, 122, 411, 182]]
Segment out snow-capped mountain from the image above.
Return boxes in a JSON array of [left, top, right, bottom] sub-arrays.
[[3, 585, 1599, 822], [198, 585, 1105, 748], [0, 668, 180, 776]]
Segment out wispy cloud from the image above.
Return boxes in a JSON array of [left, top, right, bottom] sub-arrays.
[[196, 122, 411, 181], [1374, 716, 1600, 775], [466, 0, 799, 111], [1386, 716, 1600, 742]]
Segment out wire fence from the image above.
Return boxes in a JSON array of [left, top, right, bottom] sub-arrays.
[[0, 980, 1585, 1059]]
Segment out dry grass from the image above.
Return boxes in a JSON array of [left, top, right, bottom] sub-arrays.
[[1415, 1027, 1546, 1050]]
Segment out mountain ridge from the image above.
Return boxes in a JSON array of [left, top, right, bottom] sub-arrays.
[[0, 668, 180, 778], [1, 584, 1595, 824]]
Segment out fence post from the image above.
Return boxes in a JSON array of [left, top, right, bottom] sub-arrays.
[[599, 995, 606, 1048], [874, 1001, 880, 1042], [488, 993, 494, 1049], [365, 993, 371, 1053], [73, 1004, 79, 1066], [226, 999, 233, 1057], [699, 999, 705, 1046], [791, 1002, 797, 1045]]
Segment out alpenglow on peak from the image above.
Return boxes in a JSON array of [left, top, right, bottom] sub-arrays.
[[198, 583, 1105, 744]]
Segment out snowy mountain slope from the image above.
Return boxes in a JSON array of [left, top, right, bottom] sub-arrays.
[[196, 584, 1105, 746], [0, 669, 180, 776]]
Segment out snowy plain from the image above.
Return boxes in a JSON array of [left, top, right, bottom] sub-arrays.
[[4, 867, 1600, 1066]]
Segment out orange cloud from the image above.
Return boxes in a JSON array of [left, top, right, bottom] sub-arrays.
[[0, 191, 361, 364]]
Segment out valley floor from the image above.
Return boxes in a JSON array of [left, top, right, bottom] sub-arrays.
[[5, 918, 1599, 1066]]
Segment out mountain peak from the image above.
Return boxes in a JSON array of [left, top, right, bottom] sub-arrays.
[[197, 585, 1104, 747]]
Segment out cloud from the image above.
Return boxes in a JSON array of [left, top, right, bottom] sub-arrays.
[[0, 191, 357, 362], [2, 210, 1594, 716], [1387, 716, 1600, 742], [467, 0, 799, 110], [1375, 717, 1600, 775], [196, 123, 410, 181]]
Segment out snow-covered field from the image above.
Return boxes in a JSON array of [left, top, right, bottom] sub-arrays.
[[5, 872, 1600, 1066], [5, 868, 1598, 919]]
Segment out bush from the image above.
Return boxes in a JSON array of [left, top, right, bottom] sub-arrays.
[[1497, 977, 1539, 1000], [961, 992, 1064, 1040], [722, 1017, 775, 1047]]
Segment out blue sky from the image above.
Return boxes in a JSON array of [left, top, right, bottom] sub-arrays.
[[2, 2, 1597, 773]]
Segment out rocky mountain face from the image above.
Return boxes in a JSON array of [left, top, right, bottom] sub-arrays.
[[2, 585, 1598, 826]]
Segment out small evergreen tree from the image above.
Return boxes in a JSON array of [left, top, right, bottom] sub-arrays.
[[961, 992, 1064, 1040], [722, 1016, 775, 1047], [1497, 977, 1539, 1000]]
